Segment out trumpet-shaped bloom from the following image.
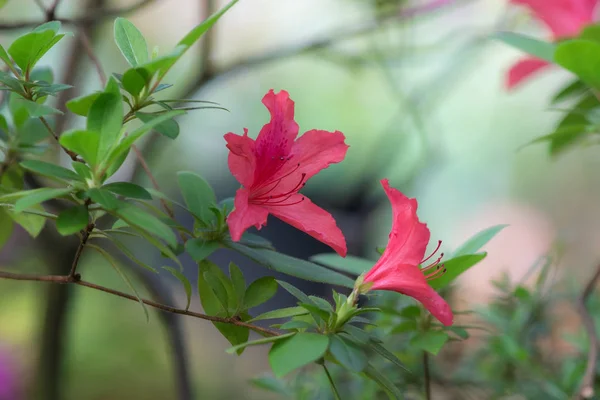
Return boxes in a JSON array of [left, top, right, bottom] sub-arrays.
[[363, 179, 453, 326], [507, 0, 597, 89], [225, 89, 348, 256]]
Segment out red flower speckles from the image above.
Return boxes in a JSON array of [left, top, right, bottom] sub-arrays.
[[507, 0, 597, 89], [224, 89, 348, 256], [362, 179, 453, 326]]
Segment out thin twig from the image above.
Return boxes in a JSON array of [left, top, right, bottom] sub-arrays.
[[0, 270, 279, 337], [323, 364, 342, 400], [68, 221, 94, 279], [577, 263, 600, 399], [0, 0, 157, 29], [38, 116, 79, 161], [78, 29, 106, 86], [423, 351, 432, 400]]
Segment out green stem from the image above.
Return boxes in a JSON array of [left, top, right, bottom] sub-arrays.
[[323, 364, 342, 400], [423, 351, 431, 400]]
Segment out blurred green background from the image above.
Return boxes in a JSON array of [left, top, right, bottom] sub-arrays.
[[1, 0, 599, 398]]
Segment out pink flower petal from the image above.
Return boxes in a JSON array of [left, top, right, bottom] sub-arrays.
[[366, 179, 429, 278], [254, 90, 300, 184], [368, 263, 454, 326], [226, 188, 269, 241], [511, 0, 595, 37], [269, 129, 349, 196], [225, 128, 256, 187], [267, 193, 347, 256], [506, 57, 551, 90]]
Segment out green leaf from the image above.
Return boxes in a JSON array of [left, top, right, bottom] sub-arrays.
[[452, 224, 507, 257], [276, 280, 311, 304], [6, 205, 46, 237], [185, 238, 220, 262], [122, 68, 147, 96], [279, 320, 313, 330], [103, 110, 185, 169], [248, 306, 308, 323], [33, 21, 61, 34], [522, 124, 592, 154], [239, 232, 275, 250], [113, 203, 177, 247], [329, 334, 368, 372], [8, 27, 65, 72], [86, 188, 119, 210], [163, 266, 192, 311], [101, 182, 151, 200], [225, 332, 295, 354], [555, 40, 600, 89], [65, 92, 101, 116], [56, 205, 88, 236], [493, 32, 555, 62], [59, 129, 100, 166], [136, 112, 180, 139], [14, 187, 72, 213], [16, 99, 62, 117], [579, 24, 600, 43], [0, 72, 23, 92], [72, 162, 93, 181], [428, 253, 487, 290], [250, 375, 293, 397], [363, 364, 404, 400], [410, 331, 449, 355], [552, 80, 588, 104], [229, 262, 246, 305], [244, 277, 278, 309], [448, 326, 469, 339], [0, 209, 14, 250], [177, 171, 216, 223], [87, 91, 123, 161], [0, 44, 12, 68], [137, 45, 186, 77], [20, 160, 82, 182], [89, 244, 149, 321], [269, 333, 329, 378], [198, 260, 248, 351], [114, 18, 149, 67], [311, 253, 373, 276], [227, 242, 354, 288], [178, 0, 238, 47], [369, 342, 410, 372]]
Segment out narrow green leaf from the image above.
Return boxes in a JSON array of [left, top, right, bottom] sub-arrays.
[[102, 182, 151, 200], [368, 342, 410, 372], [178, 0, 238, 47], [100, 233, 158, 273], [113, 203, 177, 248], [248, 306, 308, 323], [0, 44, 12, 68], [185, 238, 220, 262], [16, 99, 62, 117], [65, 92, 101, 116], [452, 224, 507, 257], [6, 205, 46, 237], [311, 253, 373, 276], [276, 280, 311, 304], [279, 320, 313, 331], [244, 277, 278, 309], [8, 29, 60, 72], [56, 205, 88, 236], [89, 244, 149, 321], [329, 334, 368, 372], [20, 160, 82, 182], [269, 333, 329, 378], [250, 375, 293, 397], [136, 112, 179, 139], [59, 129, 100, 166], [409, 331, 450, 355], [137, 45, 186, 77], [363, 364, 404, 400], [493, 32, 555, 62], [14, 187, 72, 212], [551, 79, 588, 104], [177, 171, 216, 223], [114, 18, 149, 67], [227, 242, 354, 288], [226, 332, 295, 354], [87, 92, 123, 161], [163, 266, 192, 311], [86, 188, 119, 210], [33, 21, 61, 34], [428, 253, 487, 290]]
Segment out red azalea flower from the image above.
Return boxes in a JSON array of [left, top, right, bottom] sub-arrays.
[[506, 0, 597, 89], [362, 179, 453, 326], [224, 89, 348, 256]]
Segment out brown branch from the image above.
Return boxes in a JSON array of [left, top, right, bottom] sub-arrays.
[[68, 221, 94, 279], [577, 263, 600, 399], [78, 29, 107, 86], [0, 0, 157, 30], [38, 116, 80, 161], [0, 270, 279, 337]]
